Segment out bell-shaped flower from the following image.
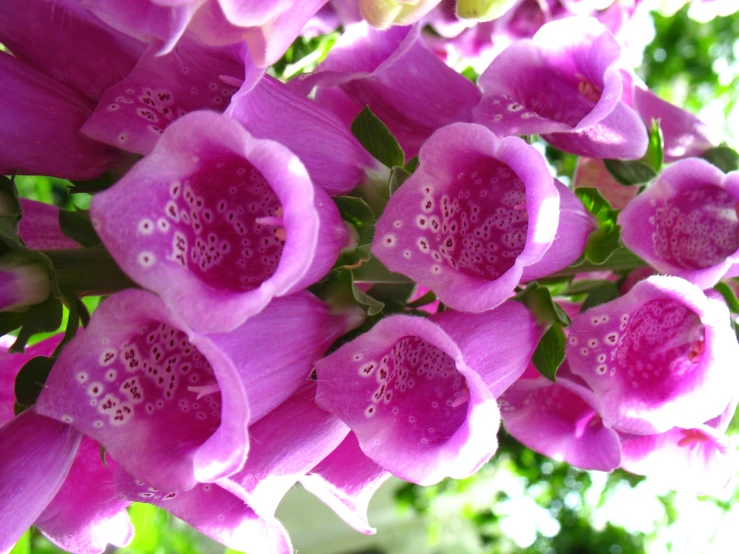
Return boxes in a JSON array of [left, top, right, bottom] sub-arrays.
[[0, 0, 144, 102], [298, 23, 481, 158], [359, 0, 441, 28], [81, 33, 256, 156], [314, 300, 542, 485], [90, 111, 348, 333], [499, 362, 622, 471], [0, 253, 52, 313], [632, 84, 719, 162], [35, 288, 361, 493], [34, 437, 134, 554], [220, 381, 349, 518], [0, 410, 81, 553], [373, 123, 591, 313], [0, 52, 119, 180], [300, 432, 390, 535], [17, 199, 83, 251], [567, 275, 739, 434], [226, 75, 381, 195], [574, 157, 637, 210], [115, 469, 292, 553], [619, 158, 739, 289], [474, 17, 647, 159]]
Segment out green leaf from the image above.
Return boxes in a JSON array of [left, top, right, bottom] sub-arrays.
[[515, 283, 571, 327], [584, 225, 622, 265], [603, 159, 657, 186], [701, 146, 739, 173], [532, 323, 566, 381], [69, 172, 117, 194], [582, 281, 620, 311], [575, 187, 618, 225], [644, 118, 664, 172], [714, 282, 739, 313], [351, 106, 404, 168], [59, 208, 101, 247], [332, 196, 375, 270], [14, 355, 55, 406], [10, 294, 64, 353], [388, 166, 412, 196]]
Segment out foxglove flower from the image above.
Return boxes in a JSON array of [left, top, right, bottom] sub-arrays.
[[474, 17, 648, 159], [0, 0, 144, 102], [619, 398, 738, 493], [82, 33, 255, 156], [574, 157, 637, 210], [0, 253, 52, 312], [631, 84, 719, 162], [34, 437, 134, 554], [373, 123, 591, 313], [18, 199, 82, 251], [299, 23, 481, 158], [359, 0, 441, 28], [300, 432, 391, 535], [221, 382, 349, 518], [567, 276, 739, 434], [35, 288, 360, 492], [81, 0, 328, 67], [0, 410, 81, 553], [499, 362, 622, 471], [226, 75, 381, 195], [619, 158, 739, 289], [314, 300, 542, 485], [0, 52, 119, 180], [115, 470, 292, 553], [90, 111, 348, 333]]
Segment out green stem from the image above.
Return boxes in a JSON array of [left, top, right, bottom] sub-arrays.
[[547, 248, 646, 278], [43, 247, 137, 296]]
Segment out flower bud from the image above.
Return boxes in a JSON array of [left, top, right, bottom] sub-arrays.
[[0, 253, 52, 312]]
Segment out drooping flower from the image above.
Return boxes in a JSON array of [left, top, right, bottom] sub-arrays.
[[296, 22, 481, 158], [220, 381, 349, 518], [0, 0, 144, 102], [359, 0, 442, 28], [566, 276, 739, 434], [80, 0, 328, 67], [35, 288, 361, 492], [499, 362, 622, 471], [0, 52, 119, 180], [115, 470, 292, 554], [82, 33, 260, 156], [0, 410, 82, 553], [300, 432, 391, 535], [90, 110, 348, 333], [619, 399, 738, 494], [314, 300, 542, 485], [16, 200, 83, 251], [573, 157, 637, 210], [34, 437, 134, 554], [226, 75, 381, 196], [619, 158, 739, 289], [474, 17, 647, 159], [373, 123, 591, 312], [0, 253, 52, 313]]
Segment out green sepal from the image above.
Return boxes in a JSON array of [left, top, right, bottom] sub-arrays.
[[69, 171, 117, 194], [575, 188, 623, 264], [531, 323, 567, 382], [59, 208, 101, 247], [388, 166, 412, 196], [701, 146, 739, 173], [514, 282, 571, 327], [337, 270, 385, 316], [14, 355, 55, 407], [581, 281, 620, 311], [603, 159, 657, 186], [9, 293, 64, 353], [407, 290, 437, 308], [351, 106, 404, 168], [0, 175, 23, 254], [332, 196, 375, 270], [644, 118, 664, 173], [404, 156, 419, 173], [714, 282, 739, 313]]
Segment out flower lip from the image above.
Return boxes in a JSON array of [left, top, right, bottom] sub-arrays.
[[315, 314, 499, 486], [373, 122, 558, 312]]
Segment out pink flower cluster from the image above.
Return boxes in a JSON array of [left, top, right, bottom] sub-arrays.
[[1, 0, 738, 552]]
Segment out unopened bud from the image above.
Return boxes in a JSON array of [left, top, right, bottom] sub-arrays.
[[0, 253, 52, 312]]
